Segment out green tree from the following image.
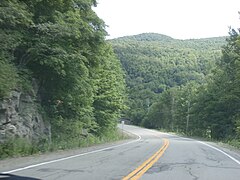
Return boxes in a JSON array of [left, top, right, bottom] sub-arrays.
[[1, 0, 126, 146]]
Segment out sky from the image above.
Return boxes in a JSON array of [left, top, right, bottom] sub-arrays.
[[93, 0, 240, 39]]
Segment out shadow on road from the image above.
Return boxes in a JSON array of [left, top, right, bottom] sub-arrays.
[[0, 173, 41, 180]]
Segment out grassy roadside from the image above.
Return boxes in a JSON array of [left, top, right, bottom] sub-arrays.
[[227, 139, 240, 149], [0, 129, 131, 160]]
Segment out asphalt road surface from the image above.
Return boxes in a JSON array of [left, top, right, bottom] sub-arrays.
[[1, 125, 240, 180]]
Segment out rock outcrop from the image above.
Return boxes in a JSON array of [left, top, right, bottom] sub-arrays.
[[0, 89, 50, 143]]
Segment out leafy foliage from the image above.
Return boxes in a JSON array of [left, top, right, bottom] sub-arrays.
[[1, 0, 126, 151], [191, 28, 240, 140], [0, 61, 18, 97], [110, 33, 226, 126]]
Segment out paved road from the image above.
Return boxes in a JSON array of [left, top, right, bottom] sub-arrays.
[[1, 125, 240, 179]]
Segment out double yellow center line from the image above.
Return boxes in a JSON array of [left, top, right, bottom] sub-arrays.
[[123, 138, 170, 180]]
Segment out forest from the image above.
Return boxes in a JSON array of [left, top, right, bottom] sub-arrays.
[[0, 0, 126, 156], [111, 32, 240, 145]]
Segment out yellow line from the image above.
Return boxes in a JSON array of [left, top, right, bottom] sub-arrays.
[[122, 138, 169, 180]]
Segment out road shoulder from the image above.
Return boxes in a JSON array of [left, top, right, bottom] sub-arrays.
[[0, 131, 137, 173]]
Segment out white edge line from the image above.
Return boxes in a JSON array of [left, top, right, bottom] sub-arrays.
[[197, 141, 240, 165], [179, 137, 240, 166], [2, 131, 141, 174]]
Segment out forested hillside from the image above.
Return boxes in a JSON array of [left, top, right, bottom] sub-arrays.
[[110, 32, 240, 143], [0, 0, 126, 157], [110, 33, 226, 125]]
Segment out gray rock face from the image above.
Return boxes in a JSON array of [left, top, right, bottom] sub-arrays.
[[0, 90, 50, 143]]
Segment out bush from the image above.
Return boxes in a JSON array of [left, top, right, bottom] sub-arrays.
[[0, 60, 17, 98], [228, 139, 240, 149], [0, 138, 36, 159]]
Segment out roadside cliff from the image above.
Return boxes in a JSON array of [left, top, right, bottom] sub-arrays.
[[0, 81, 50, 143]]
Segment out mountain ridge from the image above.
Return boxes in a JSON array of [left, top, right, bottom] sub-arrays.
[[110, 33, 227, 42]]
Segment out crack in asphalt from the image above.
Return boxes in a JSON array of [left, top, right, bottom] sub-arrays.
[[146, 161, 240, 175], [186, 167, 199, 180], [200, 147, 221, 162]]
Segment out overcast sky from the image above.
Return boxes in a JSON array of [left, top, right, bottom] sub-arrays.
[[93, 0, 240, 39]]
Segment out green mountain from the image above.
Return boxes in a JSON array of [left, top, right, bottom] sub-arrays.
[[110, 33, 227, 125]]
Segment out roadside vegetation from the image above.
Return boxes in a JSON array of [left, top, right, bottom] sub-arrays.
[[0, 129, 128, 160], [0, 0, 126, 159]]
